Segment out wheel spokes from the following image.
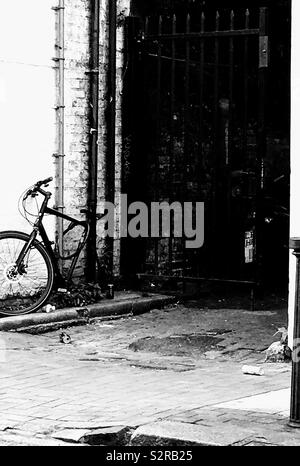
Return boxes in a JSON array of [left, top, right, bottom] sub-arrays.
[[0, 236, 50, 312]]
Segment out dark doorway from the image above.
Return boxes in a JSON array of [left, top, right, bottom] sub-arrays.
[[122, 1, 290, 293]]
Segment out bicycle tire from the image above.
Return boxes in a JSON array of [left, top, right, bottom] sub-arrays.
[[0, 230, 54, 315]]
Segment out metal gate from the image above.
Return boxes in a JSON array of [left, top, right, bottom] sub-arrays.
[[121, 7, 269, 295]]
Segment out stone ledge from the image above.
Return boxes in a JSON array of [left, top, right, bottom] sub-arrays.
[[0, 294, 176, 331]]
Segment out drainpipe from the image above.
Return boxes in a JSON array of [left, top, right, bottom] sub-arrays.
[[289, 238, 300, 428], [52, 0, 65, 266], [86, 0, 100, 281], [106, 0, 117, 273]]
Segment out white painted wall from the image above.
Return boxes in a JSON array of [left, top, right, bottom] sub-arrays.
[[288, 0, 300, 346], [0, 1, 55, 236]]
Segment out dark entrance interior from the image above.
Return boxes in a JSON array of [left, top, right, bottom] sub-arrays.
[[121, 0, 290, 295]]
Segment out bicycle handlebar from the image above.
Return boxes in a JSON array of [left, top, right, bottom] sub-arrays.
[[35, 177, 53, 188], [24, 177, 53, 199]]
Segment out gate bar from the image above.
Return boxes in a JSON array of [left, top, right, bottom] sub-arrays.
[[197, 11, 205, 188], [242, 10, 250, 164], [255, 7, 269, 292], [137, 273, 256, 285], [182, 13, 191, 279], [137, 273, 256, 311], [154, 15, 163, 275], [225, 11, 234, 277], [211, 11, 220, 274], [143, 29, 260, 40], [168, 14, 177, 273]]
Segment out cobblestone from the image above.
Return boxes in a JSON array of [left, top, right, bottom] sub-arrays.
[[0, 302, 294, 445]]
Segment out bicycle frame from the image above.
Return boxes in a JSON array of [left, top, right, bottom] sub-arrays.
[[16, 186, 89, 288]]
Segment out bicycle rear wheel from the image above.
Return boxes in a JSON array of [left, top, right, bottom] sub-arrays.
[[0, 231, 54, 315]]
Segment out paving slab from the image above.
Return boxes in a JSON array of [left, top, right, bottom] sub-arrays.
[[52, 425, 132, 445], [129, 409, 300, 447], [0, 429, 83, 446], [0, 302, 294, 446], [217, 388, 290, 415], [129, 420, 255, 446]]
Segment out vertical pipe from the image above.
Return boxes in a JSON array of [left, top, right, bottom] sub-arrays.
[[107, 0, 117, 204], [53, 0, 65, 266], [106, 0, 117, 274], [289, 238, 300, 428], [86, 0, 100, 282]]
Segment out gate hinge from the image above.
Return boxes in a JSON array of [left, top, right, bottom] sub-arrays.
[[259, 36, 269, 68]]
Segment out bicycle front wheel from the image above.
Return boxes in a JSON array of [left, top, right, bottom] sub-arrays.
[[0, 231, 54, 315]]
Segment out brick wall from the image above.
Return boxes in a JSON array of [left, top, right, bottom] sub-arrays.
[[96, 0, 131, 276], [55, 0, 131, 280], [61, 0, 90, 279]]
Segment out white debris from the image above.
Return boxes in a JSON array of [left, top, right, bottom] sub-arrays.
[[242, 365, 264, 376], [265, 341, 285, 362], [41, 304, 56, 313], [265, 327, 290, 362]]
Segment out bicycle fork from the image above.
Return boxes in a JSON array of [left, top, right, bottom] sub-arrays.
[[15, 229, 39, 274]]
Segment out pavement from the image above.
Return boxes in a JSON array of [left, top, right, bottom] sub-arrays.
[[0, 291, 298, 447]]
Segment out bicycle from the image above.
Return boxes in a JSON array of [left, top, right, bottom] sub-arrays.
[[0, 177, 101, 316]]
